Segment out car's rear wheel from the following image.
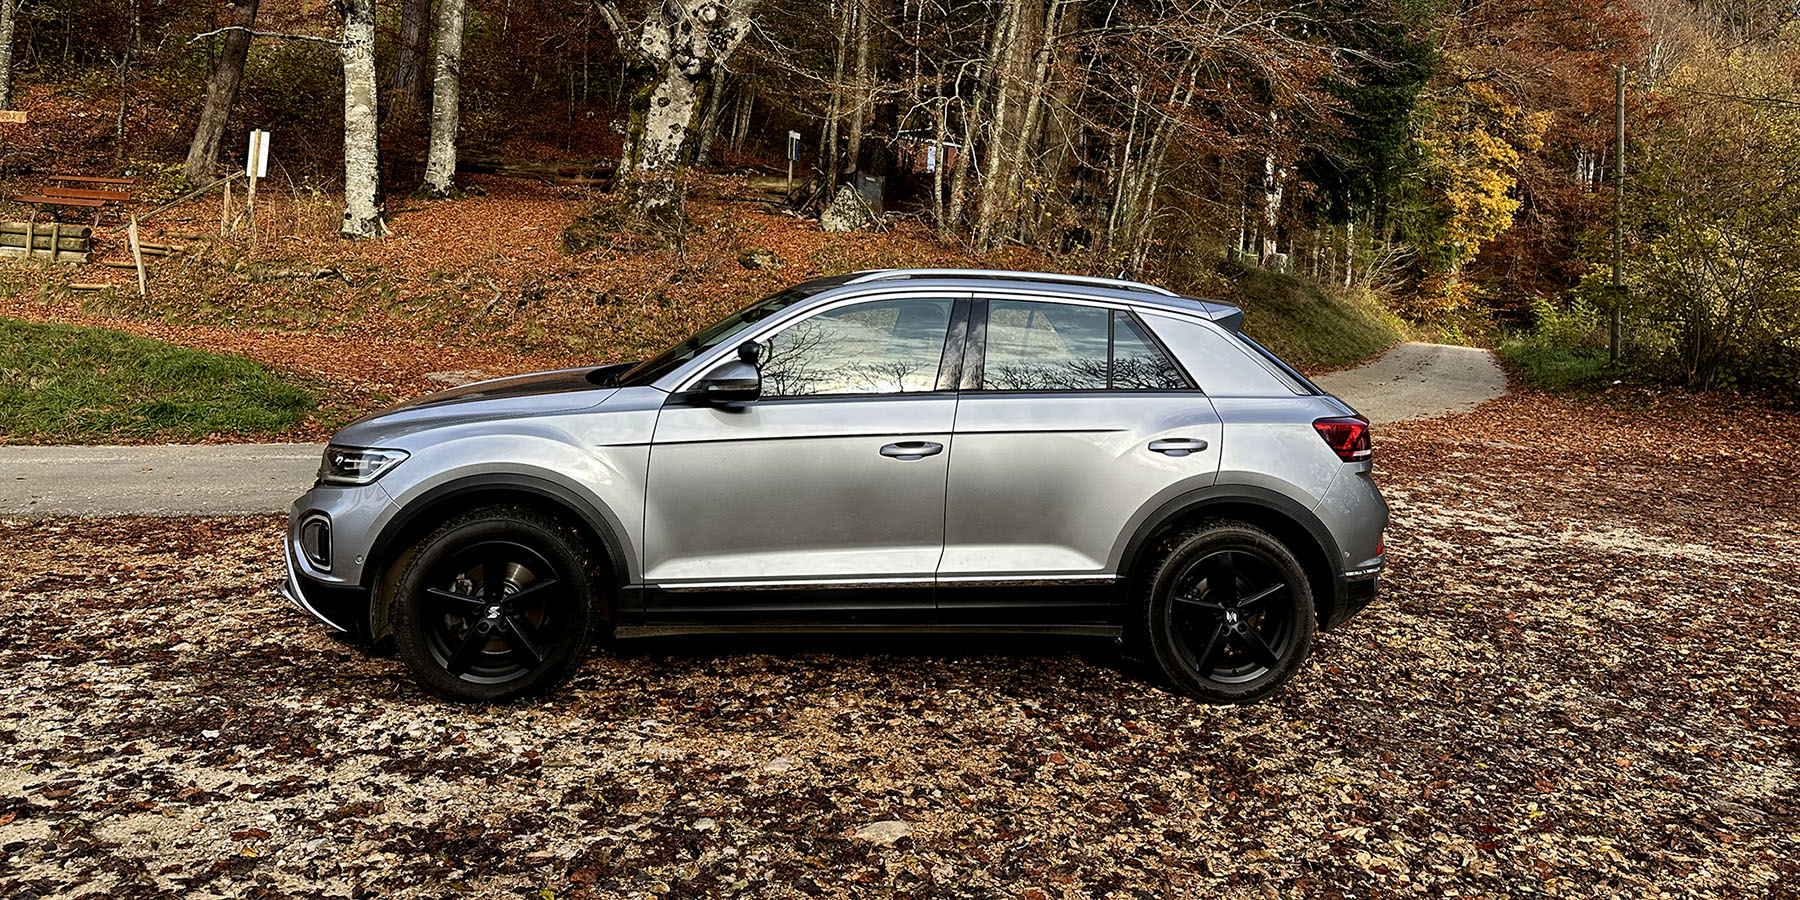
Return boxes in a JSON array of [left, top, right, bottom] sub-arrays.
[[1139, 520, 1314, 704], [392, 506, 598, 702]]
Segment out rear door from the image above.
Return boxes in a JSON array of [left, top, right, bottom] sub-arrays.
[[938, 296, 1222, 625]]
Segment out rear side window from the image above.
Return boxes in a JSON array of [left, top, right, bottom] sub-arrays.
[[977, 300, 1191, 391], [1139, 312, 1307, 396]]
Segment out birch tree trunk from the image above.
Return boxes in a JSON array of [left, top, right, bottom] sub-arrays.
[[182, 0, 260, 186], [338, 0, 386, 238], [421, 0, 466, 198], [604, 0, 760, 175], [0, 0, 15, 111], [388, 0, 432, 113]]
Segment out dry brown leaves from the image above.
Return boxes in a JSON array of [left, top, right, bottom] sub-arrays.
[[2, 391, 1796, 897]]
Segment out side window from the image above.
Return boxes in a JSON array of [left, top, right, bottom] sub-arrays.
[[977, 300, 1190, 391], [758, 298, 951, 397], [1112, 311, 1188, 390], [980, 301, 1109, 390]]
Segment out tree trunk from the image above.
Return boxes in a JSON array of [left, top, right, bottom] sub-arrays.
[[421, 0, 466, 197], [338, 0, 386, 238], [610, 0, 760, 176], [182, 0, 259, 187], [695, 70, 729, 166], [0, 0, 16, 111], [972, 0, 1027, 248], [820, 0, 852, 183], [842, 0, 870, 175], [388, 0, 432, 113], [947, 1, 1011, 233]]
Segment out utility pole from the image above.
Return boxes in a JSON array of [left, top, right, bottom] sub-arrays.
[[1611, 64, 1625, 366]]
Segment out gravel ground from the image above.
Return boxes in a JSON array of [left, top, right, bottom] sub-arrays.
[[2, 391, 1797, 900]]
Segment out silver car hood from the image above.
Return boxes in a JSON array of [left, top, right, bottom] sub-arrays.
[[332, 367, 621, 446]]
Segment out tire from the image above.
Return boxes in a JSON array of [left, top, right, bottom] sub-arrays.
[[391, 505, 600, 702], [1138, 519, 1315, 704]]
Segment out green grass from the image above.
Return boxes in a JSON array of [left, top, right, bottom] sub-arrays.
[[1497, 339, 1611, 391], [1222, 266, 1405, 372], [0, 317, 322, 443]]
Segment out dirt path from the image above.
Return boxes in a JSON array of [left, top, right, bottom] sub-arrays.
[[1313, 342, 1507, 423]]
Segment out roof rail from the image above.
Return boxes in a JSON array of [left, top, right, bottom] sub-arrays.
[[844, 268, 1176, 296]]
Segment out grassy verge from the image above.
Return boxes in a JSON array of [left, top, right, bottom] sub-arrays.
[[1497, 339, 1611, 391], [0, 316, 331, 443], [1222, 265, 1405, 371]]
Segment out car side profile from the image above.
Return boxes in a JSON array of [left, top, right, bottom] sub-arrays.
[[281, 269, 1387, 704]]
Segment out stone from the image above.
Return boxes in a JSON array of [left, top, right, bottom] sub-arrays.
[[852, 820, 912, 846], [761, 757, 795, 774], [737, 248, 782, 270], [819, 185, 874, 232]]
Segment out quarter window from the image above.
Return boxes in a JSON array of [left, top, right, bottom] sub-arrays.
[[977, 300, 1189, 391], [758, 298, 952, 397]]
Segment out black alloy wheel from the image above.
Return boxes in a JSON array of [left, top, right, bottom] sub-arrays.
[[393, 506, 598, 702], [1140, 520, 1315, 703]]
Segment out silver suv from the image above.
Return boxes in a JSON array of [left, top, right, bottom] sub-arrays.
[[282, 269, 1386, 703]]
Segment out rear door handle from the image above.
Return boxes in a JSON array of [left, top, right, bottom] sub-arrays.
[[880, 441, 944, 461], [1148, 437, 1208, 457]]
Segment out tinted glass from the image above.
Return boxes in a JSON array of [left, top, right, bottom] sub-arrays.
[[980, 301, 1109, 390], [760, 298, 951, 397], [1112, 311, 1188, 389]]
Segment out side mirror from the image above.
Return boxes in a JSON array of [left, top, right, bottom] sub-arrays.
[[697, 356, 761, 403]]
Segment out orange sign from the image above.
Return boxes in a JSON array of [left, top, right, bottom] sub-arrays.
[[0, 111, 27, 124]]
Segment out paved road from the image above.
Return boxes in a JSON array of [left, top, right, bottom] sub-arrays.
[[1312, 342, 1506, 424], [0, 444, 323, 516], [0, 343, 1504, 517]]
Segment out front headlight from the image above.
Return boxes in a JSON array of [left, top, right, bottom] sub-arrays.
[[319, 446, 409, 485]]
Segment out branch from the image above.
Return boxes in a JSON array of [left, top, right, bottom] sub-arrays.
[[591, 1, 635, 57], [187, 25, 341, 46]]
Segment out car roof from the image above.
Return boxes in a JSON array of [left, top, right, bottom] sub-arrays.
[[793, 268, 1246, 332]]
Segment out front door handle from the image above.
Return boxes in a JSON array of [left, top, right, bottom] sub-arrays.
[[1148, 437, 1209, 457], [880, 441, 944, 461]]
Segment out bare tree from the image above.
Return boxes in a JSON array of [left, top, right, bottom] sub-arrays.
[[182, 0, 261, 186], [421, 0, 467, 198], [388, 0, 433, 112], [337, 0, 386, 238], [0, 0, 17, 111]]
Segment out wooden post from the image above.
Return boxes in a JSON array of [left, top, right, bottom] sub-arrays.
[[221, 177, 232, 235], [128, 215, 147, 297], [247, 139, 260, 241], [49, 223, 59, 264], [22, 212, 33, 260]]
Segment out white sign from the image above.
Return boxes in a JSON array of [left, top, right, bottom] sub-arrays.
[[245, 129, 271, 178], [787, 130, 801, 161]]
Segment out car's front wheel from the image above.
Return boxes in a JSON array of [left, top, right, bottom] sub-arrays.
[[1139, 520, 1315, 704], [392, 506, 599, 702]]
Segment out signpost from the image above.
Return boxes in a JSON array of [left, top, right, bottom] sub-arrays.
[[244, 129, 270, 238], [786, 130, 801, 193]]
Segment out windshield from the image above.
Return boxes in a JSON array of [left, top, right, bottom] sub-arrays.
[[616, 286, 823, 387]]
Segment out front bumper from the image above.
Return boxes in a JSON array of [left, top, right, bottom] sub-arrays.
[[280, 535, 372, 638]]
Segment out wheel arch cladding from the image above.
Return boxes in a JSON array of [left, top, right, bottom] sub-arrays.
[[365, 474, 632, 605], [1120, 490, 1344, 629]]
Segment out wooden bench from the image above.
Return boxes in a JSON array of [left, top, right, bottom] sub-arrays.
[[14, 184, 129, 226]]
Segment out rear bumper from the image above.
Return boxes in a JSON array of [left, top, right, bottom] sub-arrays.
[[279, 535, 372, 638], [1322, 563, 1381, 631]]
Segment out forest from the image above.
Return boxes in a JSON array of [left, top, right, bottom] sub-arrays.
[[0, 0, 1797, 396]]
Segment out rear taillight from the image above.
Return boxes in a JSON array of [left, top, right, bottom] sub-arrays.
[[1314, 416, 1372, 462]]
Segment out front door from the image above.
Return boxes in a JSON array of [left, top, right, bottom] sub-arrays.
[[938, 297, 1223, 624], [642, 294, 965, 625]]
